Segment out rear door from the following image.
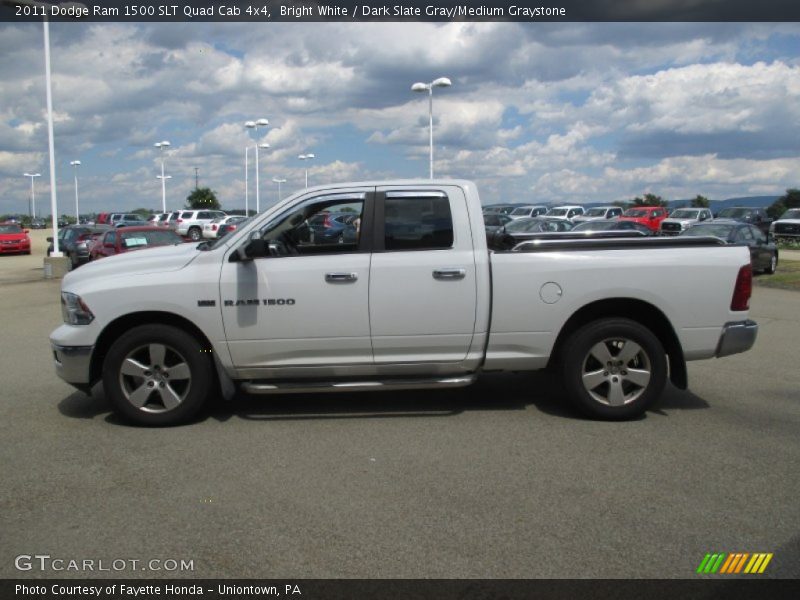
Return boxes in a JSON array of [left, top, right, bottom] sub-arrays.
[[369, 186, 477, 364]]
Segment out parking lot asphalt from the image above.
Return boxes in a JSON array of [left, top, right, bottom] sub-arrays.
[[0, 249, 798, 580]]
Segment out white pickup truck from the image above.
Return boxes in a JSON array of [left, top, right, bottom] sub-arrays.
[[51, 180, 757, 425]]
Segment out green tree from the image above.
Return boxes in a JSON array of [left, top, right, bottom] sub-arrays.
[[767, 188, 800, 220], [186, 187, 220, 210], [631, 193, 668, 207], [690, 195, 710, 208]]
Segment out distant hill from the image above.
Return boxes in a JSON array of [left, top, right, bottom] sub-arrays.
[[669, 196, 779, 210]]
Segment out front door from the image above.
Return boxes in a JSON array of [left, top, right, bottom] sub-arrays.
[[220, 188, 374, 376]]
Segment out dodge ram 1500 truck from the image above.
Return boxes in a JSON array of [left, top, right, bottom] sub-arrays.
[[51, 180, 757, 425]]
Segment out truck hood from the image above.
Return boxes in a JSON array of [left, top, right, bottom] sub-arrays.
[[63, 242, 199, 287]]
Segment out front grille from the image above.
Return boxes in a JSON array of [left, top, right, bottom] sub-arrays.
[[775, 223, 800, 235], [661, 222, 681, 232], [1, 240, 22, 245]]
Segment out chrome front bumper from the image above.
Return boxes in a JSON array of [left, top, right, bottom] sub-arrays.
[[716, 320, 758, 358], [52, 343, 93, 388]]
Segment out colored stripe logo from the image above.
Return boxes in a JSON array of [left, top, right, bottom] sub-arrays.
[[696, 552, 773, 574]]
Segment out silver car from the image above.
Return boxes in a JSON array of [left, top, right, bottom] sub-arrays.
[[660, 208, 712, 236]]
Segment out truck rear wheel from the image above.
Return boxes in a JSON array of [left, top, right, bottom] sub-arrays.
[[560, 318, 667, 420], [102, 324, 212, 426]]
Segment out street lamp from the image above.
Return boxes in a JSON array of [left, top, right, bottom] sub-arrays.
[[244, 146, 249, 216], [411, 76, 452, 179], [298, 153, 315, 189], [272, 177, 286, 203], [245, 118, 269, 213], [23, 173, 41, 218], [154, 141, 170, 213], [69, 160, 81, 221]]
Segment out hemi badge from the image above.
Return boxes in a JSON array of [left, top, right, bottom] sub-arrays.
[[197, 300, 216, 307]]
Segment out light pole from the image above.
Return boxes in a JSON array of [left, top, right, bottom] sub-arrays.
[[154, 141, 170, 213], [244, 146, 249, 216], [298, 153, 315, 189], [257, 143, 270, 213], [24, 173, 41, 218], [272, 177, 286, 203], [411, 77, 452, 179], [70, 160, 81, 221], [245, 118, 269, 213]]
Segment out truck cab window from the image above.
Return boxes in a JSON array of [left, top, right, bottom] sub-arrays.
[[384, 195, 453, 251], [257, 195, 365, 257]]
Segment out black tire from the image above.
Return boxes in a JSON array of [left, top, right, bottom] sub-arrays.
[[102, 324, 213, 426], [188, 227, 202, 241], [765, 252, 778, 275], [560, 318, 667, 420]]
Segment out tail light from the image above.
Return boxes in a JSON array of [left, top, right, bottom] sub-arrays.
[[730, 264, 752, 311], [212, 224, 217, 230]]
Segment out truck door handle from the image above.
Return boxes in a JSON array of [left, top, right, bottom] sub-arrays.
[[325, 272, 358, 283], [433, 268, 466, 280]]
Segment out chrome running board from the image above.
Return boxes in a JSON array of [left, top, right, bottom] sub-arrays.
[[241, 375, 476, 395]]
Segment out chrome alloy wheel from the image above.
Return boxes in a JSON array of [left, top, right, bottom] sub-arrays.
[[118, 343, 191, 413], [581, 337, 652, 407]]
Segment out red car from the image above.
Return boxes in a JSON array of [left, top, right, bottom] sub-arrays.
[[617, 206, 669, 232], [89, 226, 183, 261], [0, 222, 32, 254]]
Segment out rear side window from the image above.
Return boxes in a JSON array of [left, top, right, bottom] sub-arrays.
[[384, 194, 453, 251], [181, 212, 194, 219]]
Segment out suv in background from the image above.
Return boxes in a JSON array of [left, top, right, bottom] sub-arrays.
[[172, 209, 227, 240], [507, 205, 549, 220], [545, 205, 586, 221], [660, 207, 712, 235], [770, 208, 800, 240], [618, 206, 669, 232], [572, 206, 623, 224], [714, 207, 772, 235]]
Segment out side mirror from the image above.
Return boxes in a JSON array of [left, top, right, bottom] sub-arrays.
[[233, 238, 269, 261], [47, 236, 53, 242], [24, 229, 30, 233]]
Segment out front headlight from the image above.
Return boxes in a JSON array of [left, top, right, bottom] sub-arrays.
[[61, 292, 94, 325]]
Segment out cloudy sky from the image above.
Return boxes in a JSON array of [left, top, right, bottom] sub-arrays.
[[1, 21, 799, 216]]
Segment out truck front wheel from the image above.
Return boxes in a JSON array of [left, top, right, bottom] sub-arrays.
[[560, 318, 667, 420], [102, 324, 213, 426]]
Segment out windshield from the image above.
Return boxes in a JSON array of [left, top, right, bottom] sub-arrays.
[[547, 209, 568, 217], [780, 209, 800, 220], [573, 220, 616, 231], [0, 224, 23, 234], [506, 218, 543, 233], [717, 208, 751, 218], [623, 209, 648, 217], [584, 208, 607, 217], [669, 209, 700, 219], [120, 229, 182, 248], [683, 224, 734, 239], [511, 207, 531, 216]]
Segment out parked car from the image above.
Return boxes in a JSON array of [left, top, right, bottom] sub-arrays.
[[169, 210, 228, 241], [714, 207, 772, 235], [304, 212, 359, 244], [545, 205, 586, 221], [216, 218, 252, 239], [489, 216, 575, 248], [769, 208, 800, 240], [147, 213, 168, 225], [618, 206, 669, 232], [681, 220, 778, 274], [89, 226, 183, 261], [108, 213, 144, 227], [47, 225, 112, 268], [572, 219, 655, 236], [29, 218, 47, 229], [483, 213, 513, 236], [96, 213, 111, 225], [114, 215, 150, 227], [0, 222, 31, 255], [203, 215, 248, 240], [572, 206, 624, 224], [660, 208, 713, 236], [507, 205, 549, 220], [482, 204, 519, 215]]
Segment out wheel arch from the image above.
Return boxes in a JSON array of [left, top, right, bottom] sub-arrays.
[[89, 311, 218, 387], [548, 297, 687, 389]]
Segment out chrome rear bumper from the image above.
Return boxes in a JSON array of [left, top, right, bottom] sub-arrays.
[[716, 320, 758, 358]]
